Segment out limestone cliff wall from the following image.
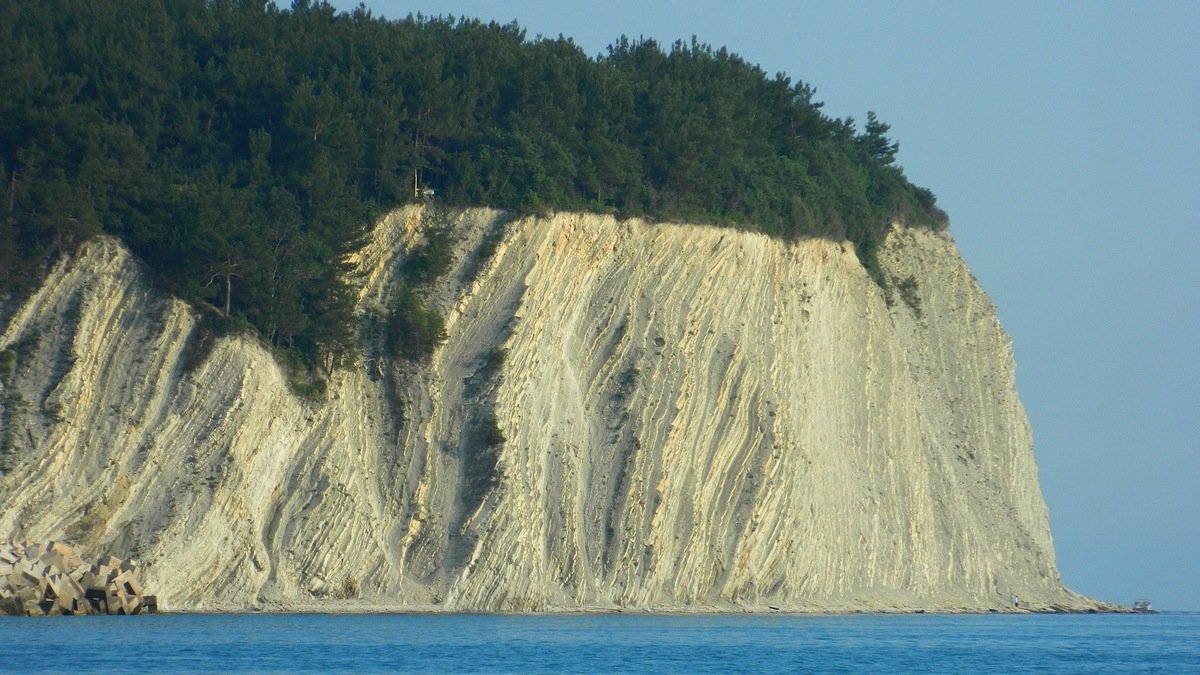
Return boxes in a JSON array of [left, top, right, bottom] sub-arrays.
[[0, 208, 1098, 611]]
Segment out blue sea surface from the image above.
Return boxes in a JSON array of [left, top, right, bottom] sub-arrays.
[[4, 612, 1197, 672]]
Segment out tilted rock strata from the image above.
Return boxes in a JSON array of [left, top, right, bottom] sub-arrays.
[[0, 208, 1100, 612]]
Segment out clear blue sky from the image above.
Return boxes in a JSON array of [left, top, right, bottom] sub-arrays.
[[327, 0, 1200, 611]]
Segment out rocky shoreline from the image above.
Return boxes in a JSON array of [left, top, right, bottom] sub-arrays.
[[172, 593, 1119, 615]]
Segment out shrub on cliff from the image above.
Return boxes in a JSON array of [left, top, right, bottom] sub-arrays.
[[386, 282, 446, 361]]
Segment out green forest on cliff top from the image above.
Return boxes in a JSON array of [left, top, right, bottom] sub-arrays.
[[0, 0, 946, 371]]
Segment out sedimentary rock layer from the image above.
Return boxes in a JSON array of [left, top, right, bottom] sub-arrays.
[[0, 208, 1099, 612]]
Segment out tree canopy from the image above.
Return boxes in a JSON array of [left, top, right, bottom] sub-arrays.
[[1, 0, 946, 369]]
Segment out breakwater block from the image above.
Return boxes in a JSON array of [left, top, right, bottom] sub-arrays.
[[0, 540, 158, 616]]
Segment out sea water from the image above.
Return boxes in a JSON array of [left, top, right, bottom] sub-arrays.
[[4, 612, 1197, 672]]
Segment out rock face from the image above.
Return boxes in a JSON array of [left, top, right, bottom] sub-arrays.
[[0, 207, 1098, 612]]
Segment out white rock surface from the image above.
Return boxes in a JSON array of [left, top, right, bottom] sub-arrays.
[[0, 207, 1101, 612]]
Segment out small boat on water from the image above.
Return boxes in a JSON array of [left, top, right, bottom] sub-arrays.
[[1131, 599, 1157, 613]]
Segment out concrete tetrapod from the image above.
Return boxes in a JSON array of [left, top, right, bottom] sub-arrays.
[[0, 540, 157, 615]]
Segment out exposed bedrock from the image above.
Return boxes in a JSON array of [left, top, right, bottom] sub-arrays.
[[0, 207, 1101, 612]]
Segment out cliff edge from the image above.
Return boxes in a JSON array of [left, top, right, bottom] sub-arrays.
[[0, 208, 1102, 612]]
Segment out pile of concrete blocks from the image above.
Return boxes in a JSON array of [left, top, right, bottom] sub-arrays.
[[0, 540, 158, 616]]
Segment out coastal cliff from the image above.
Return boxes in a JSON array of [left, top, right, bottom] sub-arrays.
[[0, 207, 1099, 612]]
